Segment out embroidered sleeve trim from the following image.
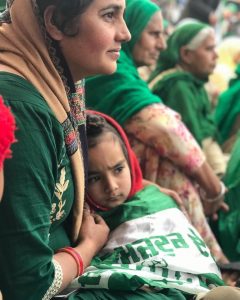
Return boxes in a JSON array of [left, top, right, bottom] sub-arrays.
[[42, 259, 63, 300]]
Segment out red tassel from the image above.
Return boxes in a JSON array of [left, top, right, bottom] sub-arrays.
[[0, 95, 16, 168]]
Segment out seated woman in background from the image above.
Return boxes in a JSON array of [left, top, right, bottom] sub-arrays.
[[85, 0, 229, 263], [149, 21, 228, 177], [215, 63, 240, 153], [66, 111, 240, 300]]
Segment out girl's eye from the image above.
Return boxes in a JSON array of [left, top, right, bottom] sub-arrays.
[[115, 166, 124, 174], [88, 175, 100, 184]]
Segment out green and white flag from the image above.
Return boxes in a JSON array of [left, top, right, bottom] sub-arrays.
[[71, 186, 223, 295]]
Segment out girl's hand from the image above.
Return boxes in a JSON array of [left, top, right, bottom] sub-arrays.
[[78, 208, 110, 255]]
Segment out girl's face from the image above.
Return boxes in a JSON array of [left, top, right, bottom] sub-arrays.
[[132, 11, 165, 67], [88, 132, 131, 209], [57, 0, 131, 81]]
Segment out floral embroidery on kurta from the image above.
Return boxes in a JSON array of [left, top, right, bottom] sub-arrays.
[[51, 167, 69, 223]]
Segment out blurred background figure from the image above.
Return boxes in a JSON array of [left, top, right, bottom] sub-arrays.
[[221, 0, 240, 37], [180, 0, 221, 26], [207, 36, 240, 107], [149, 21, 229, 177]]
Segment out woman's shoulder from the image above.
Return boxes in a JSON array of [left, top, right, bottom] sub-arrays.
[[0, 72, 50, 110], [151, 69, 194, 93]]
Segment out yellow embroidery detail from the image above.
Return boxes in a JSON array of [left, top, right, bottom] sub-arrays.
[[51, 167, 69, 223]]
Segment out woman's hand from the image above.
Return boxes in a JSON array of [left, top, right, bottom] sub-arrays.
[[200, 181, 229, 220], [142, 179, 190, 220], [203, 200, 229, 221], [54, 209, 109, 290]]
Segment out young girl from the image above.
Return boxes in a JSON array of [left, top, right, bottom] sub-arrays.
[[67, 111, 240, 300]]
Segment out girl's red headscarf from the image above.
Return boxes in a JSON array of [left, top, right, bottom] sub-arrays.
[[86, 110, 143, 211], [0, 96, 16, 169]]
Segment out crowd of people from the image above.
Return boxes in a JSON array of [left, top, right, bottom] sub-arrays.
[[0, 0, 240, 300]]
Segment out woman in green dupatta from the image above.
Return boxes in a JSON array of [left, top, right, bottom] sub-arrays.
[[0, 0, 130, 299], [215, 64, 240, 152], [149, 21, 228, 177], [85, 0, 229, 263]]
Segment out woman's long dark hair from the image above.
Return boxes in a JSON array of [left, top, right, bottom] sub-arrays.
[[36, 0, 94, 36]]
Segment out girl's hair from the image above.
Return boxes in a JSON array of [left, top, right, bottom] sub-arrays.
[[86, 114, 129, 163], [36, 0, 94, 36]]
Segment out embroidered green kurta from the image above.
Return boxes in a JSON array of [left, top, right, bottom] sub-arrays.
[[0, 72, 74, 299], [151, 70, 218, 145]]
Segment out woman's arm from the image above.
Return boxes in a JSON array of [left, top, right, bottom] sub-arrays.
[[124, 104, 228, 216], [54, 210, 109, 291], [0, 97, 108, 300], [124, 103, 205, 173]]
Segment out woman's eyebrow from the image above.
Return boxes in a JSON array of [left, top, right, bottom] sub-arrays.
[[100, 5, 123, 12]]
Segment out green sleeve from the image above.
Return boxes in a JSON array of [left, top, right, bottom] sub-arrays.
[[0, 97, 64, 299], [155, 80, 214, 144], [166, 82, 204, 142]]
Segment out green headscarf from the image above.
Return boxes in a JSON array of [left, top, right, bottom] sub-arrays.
[[150, 21, 209, 81], [85, 0, 161, 125], [123, 0, 160, 56]]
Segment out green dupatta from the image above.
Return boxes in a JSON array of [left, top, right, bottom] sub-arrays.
[[85, 0, 161, 126], [150, 70, 218, 144], [215, 64, 240, 144]]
